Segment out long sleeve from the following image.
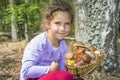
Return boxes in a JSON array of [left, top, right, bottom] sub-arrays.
[[21, 48, 50, 78], [20, 32, 50, 80]]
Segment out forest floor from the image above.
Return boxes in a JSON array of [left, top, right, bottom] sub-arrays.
[[0, 40, 120, 80]]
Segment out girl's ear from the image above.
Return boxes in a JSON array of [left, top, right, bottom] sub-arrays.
[[44, 20, 50, 29]]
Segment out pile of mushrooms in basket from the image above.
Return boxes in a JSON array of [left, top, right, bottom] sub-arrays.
[[65, 41, 104, 75]]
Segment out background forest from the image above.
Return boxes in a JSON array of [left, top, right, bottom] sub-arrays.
[[0, 0, 120, 80], [0, 0, 74, 41], [0, 0, 51, 41]]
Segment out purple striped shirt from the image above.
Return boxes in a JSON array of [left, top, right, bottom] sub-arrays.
[[20, 32, 68, 80]]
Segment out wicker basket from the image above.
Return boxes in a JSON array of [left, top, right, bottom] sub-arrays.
[[65, 42, 104, 79]]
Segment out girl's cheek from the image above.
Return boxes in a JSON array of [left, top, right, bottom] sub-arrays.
[[66, 27, 71, 32]]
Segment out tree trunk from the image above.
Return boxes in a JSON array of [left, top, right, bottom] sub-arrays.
[[9, 0, 18, 42], [24, 0, 30, 41], [74, 0, 119, 74]]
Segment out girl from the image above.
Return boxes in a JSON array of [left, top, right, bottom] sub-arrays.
[[20, 0, 81, 80]]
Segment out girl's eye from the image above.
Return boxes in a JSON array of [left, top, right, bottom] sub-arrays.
[[55, 22, 61, 26], [65, 23, 71, 27], [54, 22, 71, 27]]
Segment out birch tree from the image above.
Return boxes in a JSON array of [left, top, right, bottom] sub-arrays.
[[24, 0, 29, 41], [74, 0, 119, 75], [9, 0, 18, 42]]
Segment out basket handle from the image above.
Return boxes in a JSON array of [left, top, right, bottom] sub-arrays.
[[71, 41, 93, 54]]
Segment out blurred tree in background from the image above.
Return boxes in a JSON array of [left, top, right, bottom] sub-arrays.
[[0, 0, 49, 41], [0, 0, 74, 41]]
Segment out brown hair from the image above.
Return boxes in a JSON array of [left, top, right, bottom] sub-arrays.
[[41, 0, 74, 31], [44, 0, 74, 23]]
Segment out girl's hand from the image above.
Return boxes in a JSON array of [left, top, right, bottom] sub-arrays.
[[49, 61, 59, 72]]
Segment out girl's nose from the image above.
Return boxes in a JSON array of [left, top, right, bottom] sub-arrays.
[[60, 25, 65, 31]]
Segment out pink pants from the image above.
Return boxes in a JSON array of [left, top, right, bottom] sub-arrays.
[[27, 71, 83, 80]]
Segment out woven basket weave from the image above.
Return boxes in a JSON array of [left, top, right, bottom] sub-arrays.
[[65, 42, 104, 79]]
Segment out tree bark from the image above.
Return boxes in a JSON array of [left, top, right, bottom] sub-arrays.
[[74, 0, 119, 74], [9, 0, 18, 42], [24, 0, 30, 41]]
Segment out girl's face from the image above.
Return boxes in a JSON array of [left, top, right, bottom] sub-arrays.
[[45, 11, 72, 41]]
